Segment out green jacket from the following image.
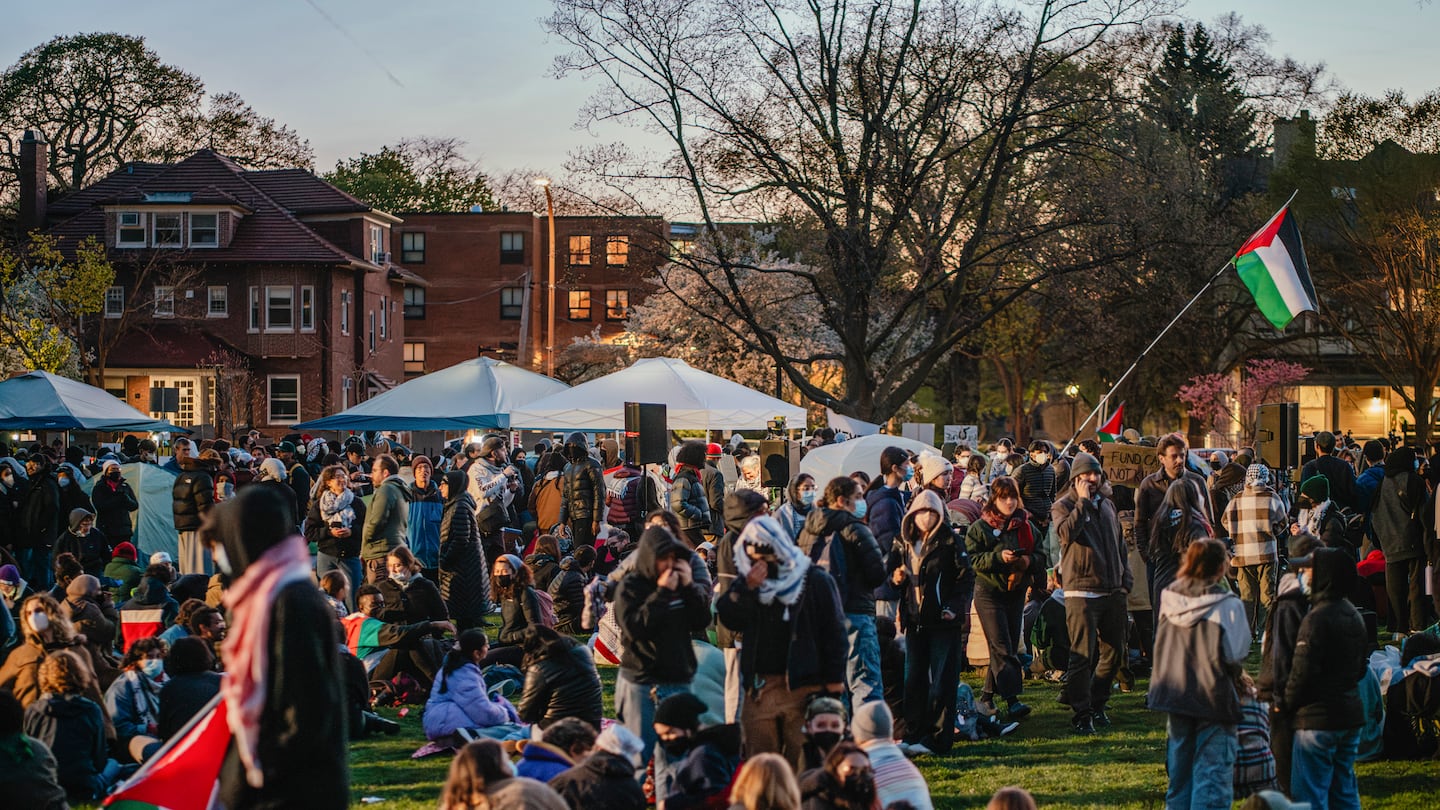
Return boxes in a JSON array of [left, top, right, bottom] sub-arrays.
[[362, 476, 410, 561], [104, 557, 144, 602], [964, 508, 1043, 593]]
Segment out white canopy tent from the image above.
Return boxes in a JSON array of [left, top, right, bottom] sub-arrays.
[[508, 357, 806, 431], [799, 434, 939, 483]]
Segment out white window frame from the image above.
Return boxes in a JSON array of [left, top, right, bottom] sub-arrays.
[[300, 286, 315, 332], [104, 286, 124, 318], [189, 213, 219, 247], [265, 285, 294, 332], [370, 225, 383, 263], [379, 296, 388, 340], [152, 213, 182, 248], [368, 311, 376, 353], [266, 375, 301, 425], [153, 285, 175, 318], [207, 285, 227, 317], [341, 376, 352, 410], [117, 212, 146, 247], [248, 286, 261, 332], [340, 290, 350, 335]]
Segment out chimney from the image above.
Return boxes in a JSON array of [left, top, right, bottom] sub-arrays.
[[1273, 110, 1315, 172], [18, 130, 48, 235]]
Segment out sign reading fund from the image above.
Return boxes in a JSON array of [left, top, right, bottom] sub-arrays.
[[1100, 444, 1161, 486]]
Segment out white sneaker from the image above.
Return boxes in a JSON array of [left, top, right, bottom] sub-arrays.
[[904, 743, 934, 758]]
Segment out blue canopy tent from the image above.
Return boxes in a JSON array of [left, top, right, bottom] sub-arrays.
[[0, 370, 189, 433], [291, 357, 569, 432]]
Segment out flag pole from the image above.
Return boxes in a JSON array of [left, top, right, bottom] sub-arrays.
[[1059, 257, 1234, 457]]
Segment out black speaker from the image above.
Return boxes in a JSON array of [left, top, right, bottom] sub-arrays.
[[759, 439, 794, 488], [149, 387, 179, 413], [1255, 402, 1300, 469], [624, 402, 667, 465]]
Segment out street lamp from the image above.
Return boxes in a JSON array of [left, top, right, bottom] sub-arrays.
[[535, 178, 557, 377], [1065, 384, 1081, 436]]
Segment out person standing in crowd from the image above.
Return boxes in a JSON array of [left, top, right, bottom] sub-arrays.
[[1149, 538, 1250, 810], [274, 441, 313, 522], [965, 477, 1039, 722], [798, 477, 886, 708], [604, 454, 647, 542], [1352, 441, 1386, 527], [702, 443, 727, 541], [890, 488, 970, 756], [1135, 435, 1211, 571], [1013, 441, 1058, 536], [407, 456, 444, 573], [1294, 476, 1348, 553], [20, 454, 62, 589], [669, 441, 713, 547], [774, 474, 818, 541], [89, 460, 137, 552], [1281, 547, 1368, 810], [528, 451, 567, 535], [439, 469, 489, 631], [613, 525, 712, 799], [467, 437, 519, 562], [1372, 446, 1428, 635], [865, 448, 913, 556], [204, 484, 348, 809], [560, 433, 606, 550], [363, 454, 410, 585], [1147, 478, 1214, 600], [715, 489, 770, 722], [718, 515, 845, 771], [170, 438, 215, 577], [1258, 532, 1320, 796], [1301, 432, 1357, 511], [309, 465, 367, 597], [1223, 464, 1289, 639], [1052, 451, 1130, 734], [958, 453, 990, 503]]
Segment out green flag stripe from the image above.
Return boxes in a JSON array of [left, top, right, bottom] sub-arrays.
[[1234, 252, 1296, 330]]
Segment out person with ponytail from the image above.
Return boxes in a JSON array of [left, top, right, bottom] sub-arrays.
[[423, 629, 522, 743], [1148, 538, 1249, 810]]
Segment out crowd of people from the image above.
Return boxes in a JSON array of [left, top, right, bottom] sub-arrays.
[[0, 424, 1435, 809]]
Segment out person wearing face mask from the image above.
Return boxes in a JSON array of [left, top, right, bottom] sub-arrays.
[[0, 594, 109, 715], [864, 449, 912, 555], [53, 459, 93, 521], [798, 742, 879, 810], [1291, 475, 1348, 553], [799, 696, 848, 771], [1258, 531, 1322, 795], [714, 489, 771, 722], [797, 477, 886, 710], [376, 545, 449, 625], [718, 516, 846, 771], [774, 474, 818, 542], [1013, 441, 1059, 535], [18, 454, 62, 590], [649, 690, 737, 809], [89, 460, 138, 551], [1, 563, 36, 626], [103, 637, 168, 763]]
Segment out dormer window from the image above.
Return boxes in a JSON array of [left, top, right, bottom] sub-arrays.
[[153, 214, 183, 247], [190, 214, 219, 246], [118, 212, 146, 247]]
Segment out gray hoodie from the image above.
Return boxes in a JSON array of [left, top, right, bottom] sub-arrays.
[[1148, 578, 1250, 724]]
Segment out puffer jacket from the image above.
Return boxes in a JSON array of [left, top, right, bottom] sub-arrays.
[[549, 556, 590, 635], [560, 457, 606, 525], [1284, 548, 1368, 730], [613, 526, 712, 683], [890, 490, 972, 630], [438, 481, 488, 624], [1148, 577, 1249, 724], [668, 466, 711, 533], [603, 463, 645, 530], [19, 473, 61, 551], [89, 475, 138, 542], [171, 463, 214, 533], [1052, 483, 1132, 594], [516, 636, 604, 730], [701, 465, 726, 536], [1013, 461, 1057, 523], [796, 506, 886, 616], [864, 485, 906, 548], [422, 661, 518, 740]]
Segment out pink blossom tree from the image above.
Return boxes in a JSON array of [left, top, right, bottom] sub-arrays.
[[1177, 359, 1310, 443]]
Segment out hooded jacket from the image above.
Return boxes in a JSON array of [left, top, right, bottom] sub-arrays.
[[613, 526, 712, 683], [796, 506, 886, 615], [1257, 571, 1310, 708], [22, 692, 109, 801], [517, 636, 604, 731], [1371, 448, 1424, 563], [405, 477, 444, 570], [119, 576, 180, 650], [362, 474, 410, 560], [668, 465, 711, 533], [54, 510, 110, 576], [1148, 577, 1249, 724], [551, 749, 648, 810], [1283, 548, 1368, 730], [773, 476, 816, 541], [1052, 482, 1131, 594], [893, 489, 972, 630], [90, 468, 138, 542], [438, 469, 489, 623], [560, 454, 606, 525]]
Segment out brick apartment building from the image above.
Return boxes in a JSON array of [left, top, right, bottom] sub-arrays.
[[18, 133, 413, 437], [395, 212, 669, 377]]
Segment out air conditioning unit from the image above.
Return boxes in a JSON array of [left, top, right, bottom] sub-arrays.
[[376, 252, 391, 264]]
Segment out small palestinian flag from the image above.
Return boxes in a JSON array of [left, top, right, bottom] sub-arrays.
[[1233, 203, 1317, 331], [1097, 404, 1125, 443], [104, 695, 227, 810]]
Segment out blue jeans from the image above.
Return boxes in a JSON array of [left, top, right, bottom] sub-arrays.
[[1165, 714, 1236, 810], [1291, 727, 1361, 810], [844, 612, 882, 708], [316, 553, 364, 611], [614, 669, 690, 804], [17, 547, 52, 591]]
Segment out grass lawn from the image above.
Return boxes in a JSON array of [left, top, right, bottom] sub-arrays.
[[347, 663, 1435, 810]]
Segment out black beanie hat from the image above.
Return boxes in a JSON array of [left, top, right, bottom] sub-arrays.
[[654, 691, 707, 731]]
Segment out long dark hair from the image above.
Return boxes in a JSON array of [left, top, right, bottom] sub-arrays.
[[1148, 478, 1212, 558], [437, 628, 489, 694], [520, 624, 565, 668]]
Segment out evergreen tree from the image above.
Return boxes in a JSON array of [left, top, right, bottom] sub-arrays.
[[1141, 24, 1257, 169]]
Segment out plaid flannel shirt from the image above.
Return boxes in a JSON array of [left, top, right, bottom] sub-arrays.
[[1221, 485, 1287, 566]]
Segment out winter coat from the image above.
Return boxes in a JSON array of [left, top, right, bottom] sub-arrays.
[[0, 731, 69, 810], [529, 474, 564, 532], [0, 636, 110, 713], [1135, 469, 1210, 548], [1372, 467, 1425, 563], [19, 473, 61, 551], [90, 476, 138, 542], [549, 557, 590, 635], [603, 463, 645, 530], [63, 597, 119, 687], [701, 465, 726, 536], [118, 577, 180, 650], [717, 563, 847, 691], [157, 670, 221, 739], [406, 481, 444, 570], [865, 485, 906, 549], [285, 462, 313, 525], [375, 574, 448, 624], [517, 636, 604, 730], [965, 505, 1042, 594], [1354, 465, 1385, 514], [1207, 462, 1248, 529], [362, 475, 410, 561], [104, 669, 162, 745], [22, 693, 109, 801], [104, 556, 144, 602], [0, 469, 26, 554], [796, 506, 886, 616], [54, 470, 93, 521], [423, 662, 518, 740], [713, 494, 767, 650], [551, 750, 648, 810], [516, 742, 576, 783], [498, 586, 543, 646], [1148, 578, 1249, 724], [666, 723, 743, 809], [1223, 485, 1289, 567], [1300, 454, 1357, 511], [54, 527, 111, 578], [1052, 484, 1132, 594], [1257, 572, 1310, 708], [668, 466, 711, 533], [481, 776, 569, 810], [305, 495, 367, 559], [560, 457, 606, 525], [1013, 461, 1058, 523], [526, 553, 561, 591], [438, 488, 489, 623], [1283, 549, 1368, 730], [170, 463, 214, 533], [614, 527, 713, 684], [891, 492, 972, 630]]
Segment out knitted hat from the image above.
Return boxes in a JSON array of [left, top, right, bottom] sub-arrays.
[[1208, 451, 1228, 466], [150, 551, 174, 566], [1299, 475, 1329, 503], [805, 695, 846, 723], [850, 700, 893, 744], [411, 454, 433, 472], [1245, 464, 1271, 489], [654, 692, 707, 731], [1070, 452, 1102, 477], [917, 452, 953, 483], [499, 554, 524, 575], [66, 574, 100, 599], [113, 542, 138, 561], [0, 564, 18, 584]]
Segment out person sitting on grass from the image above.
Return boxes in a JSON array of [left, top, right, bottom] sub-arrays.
[[157, 636, 222, 740], [729, 752, 802, 810], [23, 650, 121, 802], [0, 689, 68, 810], [423, 628, 521, 744], [516, 717, 596, 783], [550, 724, 648, 810], [516, 625, 603, 732], [851, 701, 931, 810], [439, 738, 567, 810], [344, 584, 455, 686], [104, 636, 168, 763], [800, 696, 848, 772], [798, 741, 879, 810], [986, 786, 1038, 810]]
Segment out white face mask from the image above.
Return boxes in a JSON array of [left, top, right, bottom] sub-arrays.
[[212, 545, 233, 576], [28, 611, 49, 632], [140, 658, 165, 680]]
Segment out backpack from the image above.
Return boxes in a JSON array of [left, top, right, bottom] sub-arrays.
[[533, 586, 557, 628], [808, 529, 850, 595]]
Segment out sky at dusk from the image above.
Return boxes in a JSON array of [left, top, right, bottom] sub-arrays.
[[3, 0, 1436, 176]]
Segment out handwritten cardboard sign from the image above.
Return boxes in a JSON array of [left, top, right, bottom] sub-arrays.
[[1100, 444, 1161, 486]]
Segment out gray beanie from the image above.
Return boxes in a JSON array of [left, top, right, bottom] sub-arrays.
[[1070, 452, 1102, 477], [850, 700, 893, 743]]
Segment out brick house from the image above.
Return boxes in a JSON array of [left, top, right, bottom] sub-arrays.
[[22, 136, 415, 437]]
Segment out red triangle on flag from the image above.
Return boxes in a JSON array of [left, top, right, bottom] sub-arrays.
[[1097, 403, 1125, 437], [104, 696, 228, 810]]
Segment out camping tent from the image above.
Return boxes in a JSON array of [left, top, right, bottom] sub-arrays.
[[291, 357, 569, 432], [86, 462, 179, 562], [799, 434, 939, 483], [0, 370, 188, 432], [508, 357, 807, 431]]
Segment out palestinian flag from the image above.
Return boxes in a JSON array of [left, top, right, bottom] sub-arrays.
[[1233, 203, 1317, 331], [1097, 404, 1125, 443], [104, 695, 228, 810]]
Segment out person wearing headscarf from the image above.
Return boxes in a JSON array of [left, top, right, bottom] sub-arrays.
[[773, 474, 818, 542], [205, 484, 347, 809], [716, 515, 846, 772], [1221, 464, 1289, 639], [438, 469, 489, 631]]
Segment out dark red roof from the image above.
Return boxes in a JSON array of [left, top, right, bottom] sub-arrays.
[[105, 325, 248, 369], [243, 168, 379, 215], [47, 163, 170, 216]]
